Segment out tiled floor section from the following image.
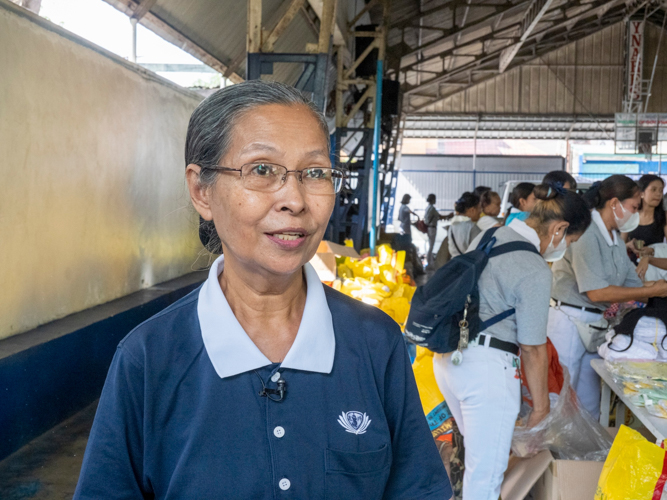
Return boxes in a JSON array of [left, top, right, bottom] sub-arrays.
[[0, 401, 97, 500]]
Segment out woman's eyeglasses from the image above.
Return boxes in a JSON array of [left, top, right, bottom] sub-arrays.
[[201, 162, 346, 195]]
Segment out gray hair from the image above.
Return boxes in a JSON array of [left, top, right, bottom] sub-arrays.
[[185, 80, 331, 253]]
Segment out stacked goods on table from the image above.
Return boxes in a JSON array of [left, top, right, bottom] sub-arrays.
[[606, 361, 667, 418]]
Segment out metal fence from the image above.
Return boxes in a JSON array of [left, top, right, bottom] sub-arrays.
[[391, 155, 565, 223]]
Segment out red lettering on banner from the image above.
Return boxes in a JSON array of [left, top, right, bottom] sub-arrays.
[[633, 34, 642, 46]]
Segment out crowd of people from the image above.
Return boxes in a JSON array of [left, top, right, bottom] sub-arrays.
[[399, 170, 667, 499]]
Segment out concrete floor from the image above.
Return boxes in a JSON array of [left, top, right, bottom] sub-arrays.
[[0, 401, 97, 500]]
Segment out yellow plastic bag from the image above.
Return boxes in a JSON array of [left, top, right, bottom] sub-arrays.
[[411, 346, 453, 439], [595, 425, 667, 499]]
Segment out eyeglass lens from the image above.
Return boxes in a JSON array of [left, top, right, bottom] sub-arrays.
[[241, 163, 344, 194]]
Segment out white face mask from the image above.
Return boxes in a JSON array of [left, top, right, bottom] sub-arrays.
[[543, 229, 568, 262], [613, 201, 640, 233]]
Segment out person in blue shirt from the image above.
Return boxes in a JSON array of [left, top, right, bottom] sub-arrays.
[[73, 80, 451, 500], [504, 182, 536, 226]]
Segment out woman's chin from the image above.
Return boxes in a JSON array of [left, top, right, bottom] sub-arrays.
[[252, 251, 313, 278]]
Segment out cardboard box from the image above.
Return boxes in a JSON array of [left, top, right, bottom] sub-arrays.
[[501, 428, 619, 500], [530, 459, 605, 500], [501, 450, 553, 500], [309, 241, 360, 282]]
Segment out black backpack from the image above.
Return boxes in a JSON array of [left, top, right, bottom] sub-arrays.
[[404, 227, 540, 354]]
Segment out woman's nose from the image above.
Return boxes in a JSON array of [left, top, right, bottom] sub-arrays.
[[276, 172, 307, 213]]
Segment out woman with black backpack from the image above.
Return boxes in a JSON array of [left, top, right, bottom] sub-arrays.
[[433, 184, 592, 500]]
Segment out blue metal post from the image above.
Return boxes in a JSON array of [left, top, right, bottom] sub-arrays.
[[370, 61, 383, 256]]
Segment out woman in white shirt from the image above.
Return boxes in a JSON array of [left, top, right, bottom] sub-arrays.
[[477, 190, 502, 231], [434, 183, 592, 500], [549, 175, 667, 419], [448, 192, 482, 258]]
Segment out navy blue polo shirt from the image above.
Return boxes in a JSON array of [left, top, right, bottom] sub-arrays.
[[74, 257, 451, 499]]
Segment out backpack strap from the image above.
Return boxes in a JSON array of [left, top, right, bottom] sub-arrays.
[[476, 226, 501, 249], [451, 232, 463, 255], [474, 226, 502, 255], [480, 241, 541, 331], [480, 309, 516, 331], [488, 241, 540, 258]]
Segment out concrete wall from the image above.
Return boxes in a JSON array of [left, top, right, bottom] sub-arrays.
[[0, 1, 204, 340]]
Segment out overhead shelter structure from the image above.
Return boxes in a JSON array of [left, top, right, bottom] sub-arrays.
[[100, 0, 667, 227]]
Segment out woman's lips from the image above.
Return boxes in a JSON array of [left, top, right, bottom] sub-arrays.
[[265, 230, 308, 249]]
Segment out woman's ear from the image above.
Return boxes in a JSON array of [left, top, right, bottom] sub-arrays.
[[186, 164, 214, 221], [554, 221, 570, 236]]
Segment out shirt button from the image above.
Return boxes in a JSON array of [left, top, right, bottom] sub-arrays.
[[271, 372, 281, 383], [274, 426, 285, 438], [279, 478, 291, 491]]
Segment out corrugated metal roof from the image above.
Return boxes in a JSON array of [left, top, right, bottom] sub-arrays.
[[414, 22, 626, 114], [394, 0, 650, 113]]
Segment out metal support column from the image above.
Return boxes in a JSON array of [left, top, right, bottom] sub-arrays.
[[472, 115, 479, 189], [245, 0, 334, 112], [130, 18, 138, 63], [370, 61, 383, 256]]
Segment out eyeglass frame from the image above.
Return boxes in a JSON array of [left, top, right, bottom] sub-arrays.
[[199, 162, 348, 195]]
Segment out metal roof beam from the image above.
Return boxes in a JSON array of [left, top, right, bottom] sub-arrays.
[[401, 0, 619, 78], [397, 2, 528, 58], [130, 0, 156, 21], [404, 4, 628, 111], [389, 2, 453, 29], [100, 0, 244, 82], [262, 0, 306, 52], [402, 0, 623, 96], [498, 0, 556, 72]]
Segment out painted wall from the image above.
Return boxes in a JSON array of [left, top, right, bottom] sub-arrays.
[[0, 2, 204, 340]]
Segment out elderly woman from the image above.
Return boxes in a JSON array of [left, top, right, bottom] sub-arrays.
[[73, 81, 451, 500]]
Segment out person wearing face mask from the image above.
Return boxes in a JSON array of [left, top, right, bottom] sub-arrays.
[[433, 183, 592, 500], [548, 175, 667, 419]]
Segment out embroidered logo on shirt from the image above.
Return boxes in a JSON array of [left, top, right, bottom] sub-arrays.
[[338, 411, 371, 435]]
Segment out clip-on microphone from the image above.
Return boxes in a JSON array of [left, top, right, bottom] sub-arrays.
[[255, 371, 287, 402]]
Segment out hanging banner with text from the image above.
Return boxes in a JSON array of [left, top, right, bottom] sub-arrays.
[[627, 20, 644, 102]]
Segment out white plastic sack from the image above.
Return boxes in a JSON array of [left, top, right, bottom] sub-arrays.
[[633, 316, 667, 345], [646, 243, 667, 281], [598, 333, 658, 362], [512, 366, 613, 461]]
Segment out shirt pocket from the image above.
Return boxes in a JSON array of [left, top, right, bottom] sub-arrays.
[[324, 444, 391, 500]]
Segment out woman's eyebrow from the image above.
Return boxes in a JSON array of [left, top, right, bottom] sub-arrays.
[[239, 143, 281, 155], [304, 149, 329, 158]]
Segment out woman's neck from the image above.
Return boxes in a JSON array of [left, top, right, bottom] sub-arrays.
[[640, 203, 656, 224], [219, 253, 307, 362], [597, 207, 616, 238], [525, 218, 547, 253]]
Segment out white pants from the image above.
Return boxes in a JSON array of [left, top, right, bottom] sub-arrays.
[[427, 226, 437, 267], [433, 345, 521, 500], [546, 306, 603, 419]]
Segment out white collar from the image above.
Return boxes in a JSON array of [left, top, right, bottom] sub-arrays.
[[477, 215, 499, 231], [592, 209, 618, 246], [451, 215, 471, 224], [508, 218, 542, 252], [197, 255, 336, 379]]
